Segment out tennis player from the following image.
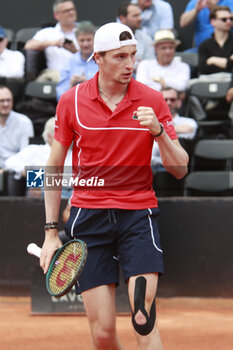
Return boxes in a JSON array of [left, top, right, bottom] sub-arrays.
[[40, 22, 189, 349]]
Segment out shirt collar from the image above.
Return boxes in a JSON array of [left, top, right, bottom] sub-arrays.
[[0, 48, 8, 59], [89, 72, 143, 102], [55, 22, 76, 34], [0, 110, 12, 129]]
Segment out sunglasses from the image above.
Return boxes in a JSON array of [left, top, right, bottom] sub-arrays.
[[217, 17, 233, 22]]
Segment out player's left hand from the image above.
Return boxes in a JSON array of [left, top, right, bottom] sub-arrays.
[[133, 106, 161, 136]]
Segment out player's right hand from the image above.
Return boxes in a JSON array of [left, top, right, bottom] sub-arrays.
[[40, 232, 62, 274]]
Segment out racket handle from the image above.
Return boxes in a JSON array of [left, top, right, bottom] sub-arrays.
[[27, 243, 42, 258]]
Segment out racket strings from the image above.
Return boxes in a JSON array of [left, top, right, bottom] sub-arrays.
[[47, 243, 85, 295]]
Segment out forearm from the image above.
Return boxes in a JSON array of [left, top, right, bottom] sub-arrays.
[[157, 133, 189, 179], [44, 186, 62, 223], [180, 8, 198, 27], [44, 140, 69, 223], [25, 39, 55, 50], [207, 57, 228, 69]]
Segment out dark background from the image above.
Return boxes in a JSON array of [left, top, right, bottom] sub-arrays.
[[0, 0, 192, 51]]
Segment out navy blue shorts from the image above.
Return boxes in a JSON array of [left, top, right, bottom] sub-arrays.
[[65, 207, 164, 294]]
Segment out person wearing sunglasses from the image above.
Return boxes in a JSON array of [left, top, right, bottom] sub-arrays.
[[180, 0, 233, 52], [198, 5, 233, 74], [0, 26, 25, 79]]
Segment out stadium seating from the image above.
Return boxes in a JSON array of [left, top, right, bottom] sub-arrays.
[[184, 171, 233, 196], [13, 27, 41, 51], [5, 28, 14, 49], [190, 139, 233, 171]]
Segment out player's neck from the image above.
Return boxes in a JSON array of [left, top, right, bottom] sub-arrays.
[[98, 77, 128, 111]]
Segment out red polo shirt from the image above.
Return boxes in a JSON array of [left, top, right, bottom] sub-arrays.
[[55, 73, 177, 209]]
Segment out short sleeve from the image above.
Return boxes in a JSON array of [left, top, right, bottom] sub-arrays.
[[33, 28, 48, 41], [185, 0, 196, 12], [54, 92, 75, 146]]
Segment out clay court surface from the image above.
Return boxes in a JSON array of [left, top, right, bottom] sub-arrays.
[[1, 296, 233, 350]]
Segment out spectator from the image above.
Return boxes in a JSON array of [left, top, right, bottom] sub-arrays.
[[179, 0, 233, 52], [56, 21, 98, 100], [5, 117, 72, 197], [131, 0, 174, 39], [152, 87, 197, 170], [136, 29, 190, 92], [5, 117, 56, 176], [0, 85, 34, 168], [186, 6, 233, 123], [118, 1, 155, 68], [198, 5, 233, 75], [24, 0, 79, 82], [0, 26, 25, 79]]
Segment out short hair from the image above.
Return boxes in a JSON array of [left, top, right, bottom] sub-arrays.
[[42, 117, 55, 143], [53, 0, 74, 13], [118, 2, 138, 17], [161, 87, 180, 98], [0, 85, 12, 95], [210, 5, 231, 20], [75, 21, 96, 38]]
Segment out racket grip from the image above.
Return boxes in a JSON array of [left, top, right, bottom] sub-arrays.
[[27, 243, 42, 258]]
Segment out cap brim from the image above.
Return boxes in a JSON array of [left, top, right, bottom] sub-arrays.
[[87, 53, 94, 63]]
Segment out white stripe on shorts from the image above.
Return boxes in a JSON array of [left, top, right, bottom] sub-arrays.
[[147, 208, 163, 253], [71, 208, 82, 237]]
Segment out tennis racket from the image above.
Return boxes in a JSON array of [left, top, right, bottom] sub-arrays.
[[27, 239, 88, 298]]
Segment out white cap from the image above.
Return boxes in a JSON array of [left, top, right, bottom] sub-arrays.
[[87, 22, 137, 62]]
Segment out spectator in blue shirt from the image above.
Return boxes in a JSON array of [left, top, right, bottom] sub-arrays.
[[180, 0, 233, 51], [131, 0, 174, 39], [56, 21, 98, 100]]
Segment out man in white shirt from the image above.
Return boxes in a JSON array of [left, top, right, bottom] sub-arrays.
[[136, 29, 191, 92], [5, 117, 72, 198], [131, 0, 174, 38], [0, 26, 25, 79], [5, 117, 55, 176], [152, 87, 197, 168], [24, 0, 79, 82], [0, 86, 34, 168]]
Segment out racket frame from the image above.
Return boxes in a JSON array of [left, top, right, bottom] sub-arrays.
[[46, 239, 87, 298]]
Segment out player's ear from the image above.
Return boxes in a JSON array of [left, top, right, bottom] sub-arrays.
[[94, 52, 101, 64], [54, 11, 59, 22]]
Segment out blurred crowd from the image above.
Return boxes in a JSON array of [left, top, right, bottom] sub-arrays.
[[1, 0, 233, 197]]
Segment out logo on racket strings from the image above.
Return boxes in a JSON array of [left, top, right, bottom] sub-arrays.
[[56, 253, 81, 287]]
